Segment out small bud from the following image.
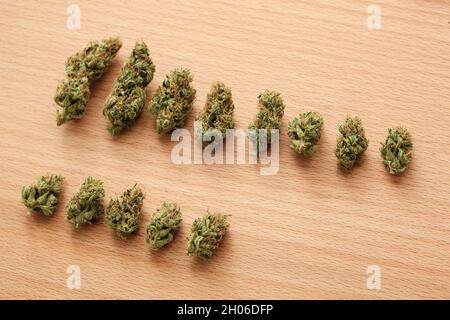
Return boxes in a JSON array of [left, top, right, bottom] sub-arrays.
[[380, 127, 413, 174], [248, 90, 285, 147], [149, 67, 196, 134], [66, 177, 105, 228], [55, 37, 122, 126], [103, 41, 155, 136], [287, 111, 324, 156], [335, 116, 369, 170], [21, 174, 64, 216], [146, 201, 182, 250], [106, 185, 145, 239], [187, 211, 229, 258], [196, 82, 235, 140]]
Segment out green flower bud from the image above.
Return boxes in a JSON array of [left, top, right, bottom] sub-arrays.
[[196, 82, 235, 140], [187, 211, 229, 258], [248, 90, 285, 147], [103, 41, 155, 136], [66, 177, 105, 228], [149, 67, 196, 134], [380, 127, 413, 174], [106, 185, 145, 239], [335, 116, 369, 170], [287, 111, 324, 156], [21, 174, 64, 216], [146, 201, 182, 250], [55, 37, 122, 125]]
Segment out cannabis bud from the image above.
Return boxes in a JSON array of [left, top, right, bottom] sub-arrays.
[[66, 177, 105, 228], [105, 185, 145, 239], [149, 67, 196, 134], [287, 111, 324, 155], [103, 41, 155, 136], [146, 201, 182, 250], [335, 116, 369, 170], [380, 127, 413, 174], [248, 90, 285, 146], [21, 174, 64, 216], [55, 37, 122, 126], [187, 211, 229, 258], [195, 82, 235, 140]]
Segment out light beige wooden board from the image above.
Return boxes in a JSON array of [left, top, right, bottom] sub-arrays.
[[0, 0, 449, 299]]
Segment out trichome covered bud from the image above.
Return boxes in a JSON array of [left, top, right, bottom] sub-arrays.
[[195, 82, 235, 140], [248, 90, 285, 146], [146, 201, 182, 250], [149, 67, 196, 134], [66, 177, 105, 228], [21, 174, 64, 216], [187, 211, 229, 258], [55, 37, 122, 126], [380, 127, 413, 174], [287, 111, 324, 156], [335, 116, 369, 170], [103, 41, 155, 136], [105, 185, 145, 239]]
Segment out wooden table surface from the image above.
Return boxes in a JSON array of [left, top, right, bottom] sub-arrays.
[[1, 0, 449, 299]]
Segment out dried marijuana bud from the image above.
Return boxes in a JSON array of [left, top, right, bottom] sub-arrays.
[[66, 177, 105, 228], [105, 185, 145, 239], [149, 67, 196, 134], [55, 37, 122, 126], [146, 201, 182, 250], [380, 127, 413, 174], [248, 90, 285, 146], [21, 174, 64, 216], [335, 116, 369, 170], [103, 41, 155, 136], [287, 111, 324, 156], [187, 211, 229, 258], [195, 82, 235, 140]]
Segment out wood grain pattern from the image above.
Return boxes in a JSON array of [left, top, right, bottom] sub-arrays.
[[0, 0, 449, 299]]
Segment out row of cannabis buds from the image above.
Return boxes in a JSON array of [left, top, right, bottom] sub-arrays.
[[54, 37, 413, 174], [21, 176, 228, 258]]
